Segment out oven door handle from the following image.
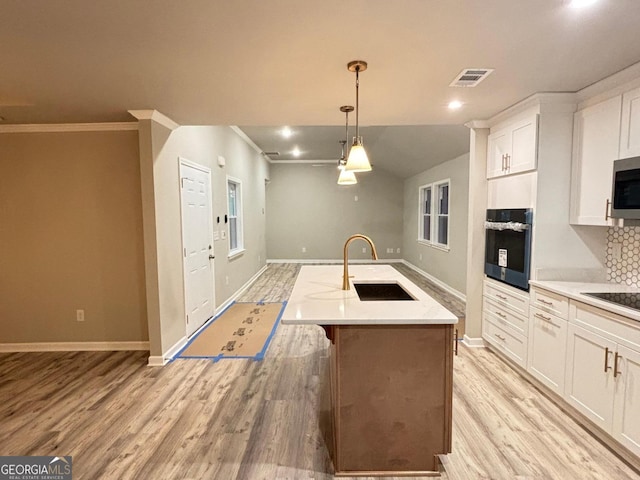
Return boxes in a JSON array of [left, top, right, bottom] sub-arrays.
[[484, 221, 530, 232]]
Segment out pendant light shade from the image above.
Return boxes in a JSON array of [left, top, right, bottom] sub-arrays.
[[337, 167, 357, 185], [346, 136, 371, 172], [344, 60, 372, 173]]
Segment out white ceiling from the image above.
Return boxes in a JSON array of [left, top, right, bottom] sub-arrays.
[[2, 0, 640, 176]]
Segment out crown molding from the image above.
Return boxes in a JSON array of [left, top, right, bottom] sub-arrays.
[[128, 109, 179, 130], [0, 122, 138, 133], [486, 92, 577, 128], [230, 126, 265, 156], [269, 159, 337, 164]]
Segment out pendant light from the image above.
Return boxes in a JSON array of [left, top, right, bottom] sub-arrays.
[[337, 105, 357, 185], [345, 60, 372, 172]]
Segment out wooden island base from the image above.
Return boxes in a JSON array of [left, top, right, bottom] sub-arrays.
[[323, 324, 454, 477]]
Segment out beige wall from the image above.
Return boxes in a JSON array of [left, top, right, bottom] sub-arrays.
[[402, 153, 470, 295], [137, 122, 269, 357], [0, 130, 148, 343], [266, 164, 404, 260]]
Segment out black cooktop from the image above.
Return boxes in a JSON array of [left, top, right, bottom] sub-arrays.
[[582, 292, 640, 312]]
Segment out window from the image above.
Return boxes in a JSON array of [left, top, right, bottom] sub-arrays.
[[227, 177, 244, 255], [418, 179, 450, 249]]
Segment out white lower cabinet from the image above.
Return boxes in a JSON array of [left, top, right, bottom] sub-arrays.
[[482, 278, 529, 368], [527, 306, 567, 395], [564, 322, 617, 431], [564, 301, 640, 458], [612, 344, 640, 457]]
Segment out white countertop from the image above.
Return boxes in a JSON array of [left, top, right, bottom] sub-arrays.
[[281, 264, 458, 325], [529, 279, 640, 322]]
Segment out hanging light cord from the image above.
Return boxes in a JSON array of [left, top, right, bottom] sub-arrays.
[[344, 110, 350, 156], [355, 66, 360, 140]]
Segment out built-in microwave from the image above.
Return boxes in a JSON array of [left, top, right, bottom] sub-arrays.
[[484, 208, 533, 291], [611, 156, 640, 219]]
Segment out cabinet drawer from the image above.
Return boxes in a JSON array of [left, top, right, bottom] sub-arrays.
[[484, 279, 530, 317], [531, 287, 569, 318], [483, 316, 527, 368], [570, 301, 640, 351], [484, 297, 528, 336]]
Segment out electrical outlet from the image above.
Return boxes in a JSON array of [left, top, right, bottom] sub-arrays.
[[386, 248, 393, 254], [396, 248, 400, 254], [354, 195, 359, 202], [76, 309, 85, 322], [362, 247, 366, 253], [225, 276, 229, 285], [302, 247, 306, 253], [419, 254, 422, 261], [221, 230, 227, 239]]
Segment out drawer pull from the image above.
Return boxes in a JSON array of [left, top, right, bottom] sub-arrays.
[[494, 333, 506, 341], [534, 312, 552, 322], [495, 311, 507, 319], [538, 298, 554, 306], [605, 347, 611, 372], [614, 352, 622, 378], [496, 294, 508, 301]]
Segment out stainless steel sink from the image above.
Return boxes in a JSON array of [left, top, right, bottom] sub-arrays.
[[353, 282, 415, 301]]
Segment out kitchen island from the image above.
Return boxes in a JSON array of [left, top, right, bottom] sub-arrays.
[[282, 264, 458, 476]]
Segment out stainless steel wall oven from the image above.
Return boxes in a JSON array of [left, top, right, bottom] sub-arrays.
[[484, 208, 533, 291]]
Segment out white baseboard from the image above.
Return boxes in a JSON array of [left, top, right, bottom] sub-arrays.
[[0, 341, 149, 353], [401, 260, 466, 302], [266, 258, 404, 264], [147, 335, 189, 366], [216, 264, 269, 311], [462, 335, 485, 347], [148, 264, 270, 366]]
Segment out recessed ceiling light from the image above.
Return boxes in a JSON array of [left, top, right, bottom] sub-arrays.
[[569, 0, 597, 8], [292, 147, 301, 157], [281, 126, 293, 138], [448, 100, 463, 110]]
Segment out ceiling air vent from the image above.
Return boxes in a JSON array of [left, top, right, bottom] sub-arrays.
[[449, 68, 494, 87]]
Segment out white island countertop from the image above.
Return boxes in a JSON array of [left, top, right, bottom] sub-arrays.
[[281, 264, 458, 325]]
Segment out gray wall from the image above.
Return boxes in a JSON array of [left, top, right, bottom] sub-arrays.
[[266, 164, 404, 260], [138, 123, 270, 357], [402, 153, 470, 295]]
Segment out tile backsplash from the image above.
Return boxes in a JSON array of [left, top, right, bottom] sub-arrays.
[[607, 227, 640, 286]]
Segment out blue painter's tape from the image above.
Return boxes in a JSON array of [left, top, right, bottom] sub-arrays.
[[172, 301, 237, 360], [253, 300, 287, 361]]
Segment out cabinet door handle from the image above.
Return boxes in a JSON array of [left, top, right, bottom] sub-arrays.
[[494, 333, 506, 341], [505, 153, 511, 171], [538, 298, 553, 306], [534, 312, 552, 322], [605, 347, 612, 372], [495, 311, 507, 319], [496, 294, 508, 301], [605, 199, 611, 221], [614, 352, 622, 378]]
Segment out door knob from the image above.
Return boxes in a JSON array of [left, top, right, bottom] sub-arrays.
[[209, 255, 215, 260]]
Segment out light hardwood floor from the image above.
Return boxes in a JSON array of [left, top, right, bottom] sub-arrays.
[[0, 263, 638, 479]]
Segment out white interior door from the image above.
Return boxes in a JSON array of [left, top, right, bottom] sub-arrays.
[[180, 160, 215, 337]]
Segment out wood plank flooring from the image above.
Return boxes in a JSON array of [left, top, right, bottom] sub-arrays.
[[0, 263, 638, 479]]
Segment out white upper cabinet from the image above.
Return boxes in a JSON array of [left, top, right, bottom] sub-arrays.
[[620, 86, 640, 158], [487, 115, 538, 179], [570, 95, 622, 226]]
